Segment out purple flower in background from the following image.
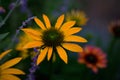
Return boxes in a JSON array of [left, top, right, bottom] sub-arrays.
[[20, 0, 32, 17], [0, 6, 6, 14], [8, 2, 15, 10], [8, 0, 32, 17]]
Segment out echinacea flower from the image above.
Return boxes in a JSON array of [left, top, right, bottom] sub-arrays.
[[0, 50, 25, 80], [16, 34, 36, 59], [109, 20, 120, 38], [78, 45, 107, 73], [66, 10, 88, 26], [21, 14, 87, 65]]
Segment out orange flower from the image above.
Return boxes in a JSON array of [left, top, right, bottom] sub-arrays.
[[21, 14, 87, 65], [78, 45, 107, 73]]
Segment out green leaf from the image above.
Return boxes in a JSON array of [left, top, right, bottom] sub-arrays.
[[0, 32, 9, 41]]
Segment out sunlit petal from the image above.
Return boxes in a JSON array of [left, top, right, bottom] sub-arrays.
[[64, 27, 82, 36], [1, 68, 25, 75], [37, 47, 48, 65], [47, 47, 53, 61], [62, 43, 83, 52], [1, 75, 20, 80], [43, 14, 51, 29], [23, 41, 43, 49], [1, 58, 22, 70], [64, 35, 87, 42], [34, 17, 46, 30], [21, 28, 41, 40], [56, 46, 68, 63], [55, 14, 64, 29], [60, 21, 76, 32], [0, 49, 12, 60]]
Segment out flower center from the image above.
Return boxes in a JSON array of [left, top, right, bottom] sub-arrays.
[[113, 26, 120, 37], [84, 54, 98, 64], [42, 28, 64, 47]]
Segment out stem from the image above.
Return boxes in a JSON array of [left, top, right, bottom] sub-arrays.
[[107, 37, 117, 56], [5, 16, 35, 50], [105, 37, 117, 79], [0, 0, 20, 28]]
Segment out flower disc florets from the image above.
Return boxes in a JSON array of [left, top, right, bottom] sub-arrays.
[[42, 28, 64, 47]]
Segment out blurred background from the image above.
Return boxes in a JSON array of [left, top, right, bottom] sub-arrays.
[[0, 0, 120, 80]]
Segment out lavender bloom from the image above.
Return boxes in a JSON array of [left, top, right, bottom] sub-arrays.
[[8, 2, 15, 10], [26, 48, 39, 80], [5, 16, 35, 50], [9, 0, 32, 17], [0, 6, 5, 14], [20, 0, 32, 17]]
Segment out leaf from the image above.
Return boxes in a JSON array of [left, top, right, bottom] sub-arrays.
[[0, 32, 9, 41]]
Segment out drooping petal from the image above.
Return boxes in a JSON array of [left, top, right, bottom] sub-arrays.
[[60, 21, 76, 32], [64, 27, 82, 36], [47, 47, 53, 61], [64, 35, 87, 42], [23, 41, 43, 49], [1, 68, 25, 75], [34, 17, 46, 30], [78, 58, 85, 63], [92, 67, 98, 73], [21, 28, 41, 40], [43, 14, 51, 29], [62, 43, 83, 52], [96, 63, 106, 68], [55, 14, 64, 29], [1, 75, 21, 80], [56, 46, 68, 63], [37, 47, 48, 65], [0, 49, 12, 60], [1, 58, 22, 70]]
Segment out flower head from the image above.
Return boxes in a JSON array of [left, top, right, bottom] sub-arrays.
[[78, 45, 107, 73], [0, 6, 5, 14], [21, 14, 87, 65], [16, 34, 36, 59], [0, 50, 25, 80], [109, 20, 120, 38], [66, 10, 88, 26]]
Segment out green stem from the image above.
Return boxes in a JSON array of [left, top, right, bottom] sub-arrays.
[[48, 60, 53, 80], [107, 37, 117, 56], [105, 37, 117, 79], [0, 0, 20, 28]]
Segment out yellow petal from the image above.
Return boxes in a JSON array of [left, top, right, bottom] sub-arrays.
[[47, 47, 53, 61], [55, 14, 64, 29], [0, 49, 12, 60], [21, 28, 41, 40], [60, 21, 76, 32], [43, 14, 51, 29], [1, 57, 22, 70], [1, 75, 21, 80], [64, 35, 87, 42], [37, 47, 48, 65], [64, 27, 82, 36], [23, 41, 43, 49], [1, 68, 25, 75], [34, 17, 46, 30], [62, 43, 83, 52], [56, 46, 68, 63]]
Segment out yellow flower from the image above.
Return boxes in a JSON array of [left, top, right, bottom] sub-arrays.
[[66, 10, 88, 26], [16, 34, 33, 59], [0, 50, 25, 80], [21, 14, 87, 65]]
